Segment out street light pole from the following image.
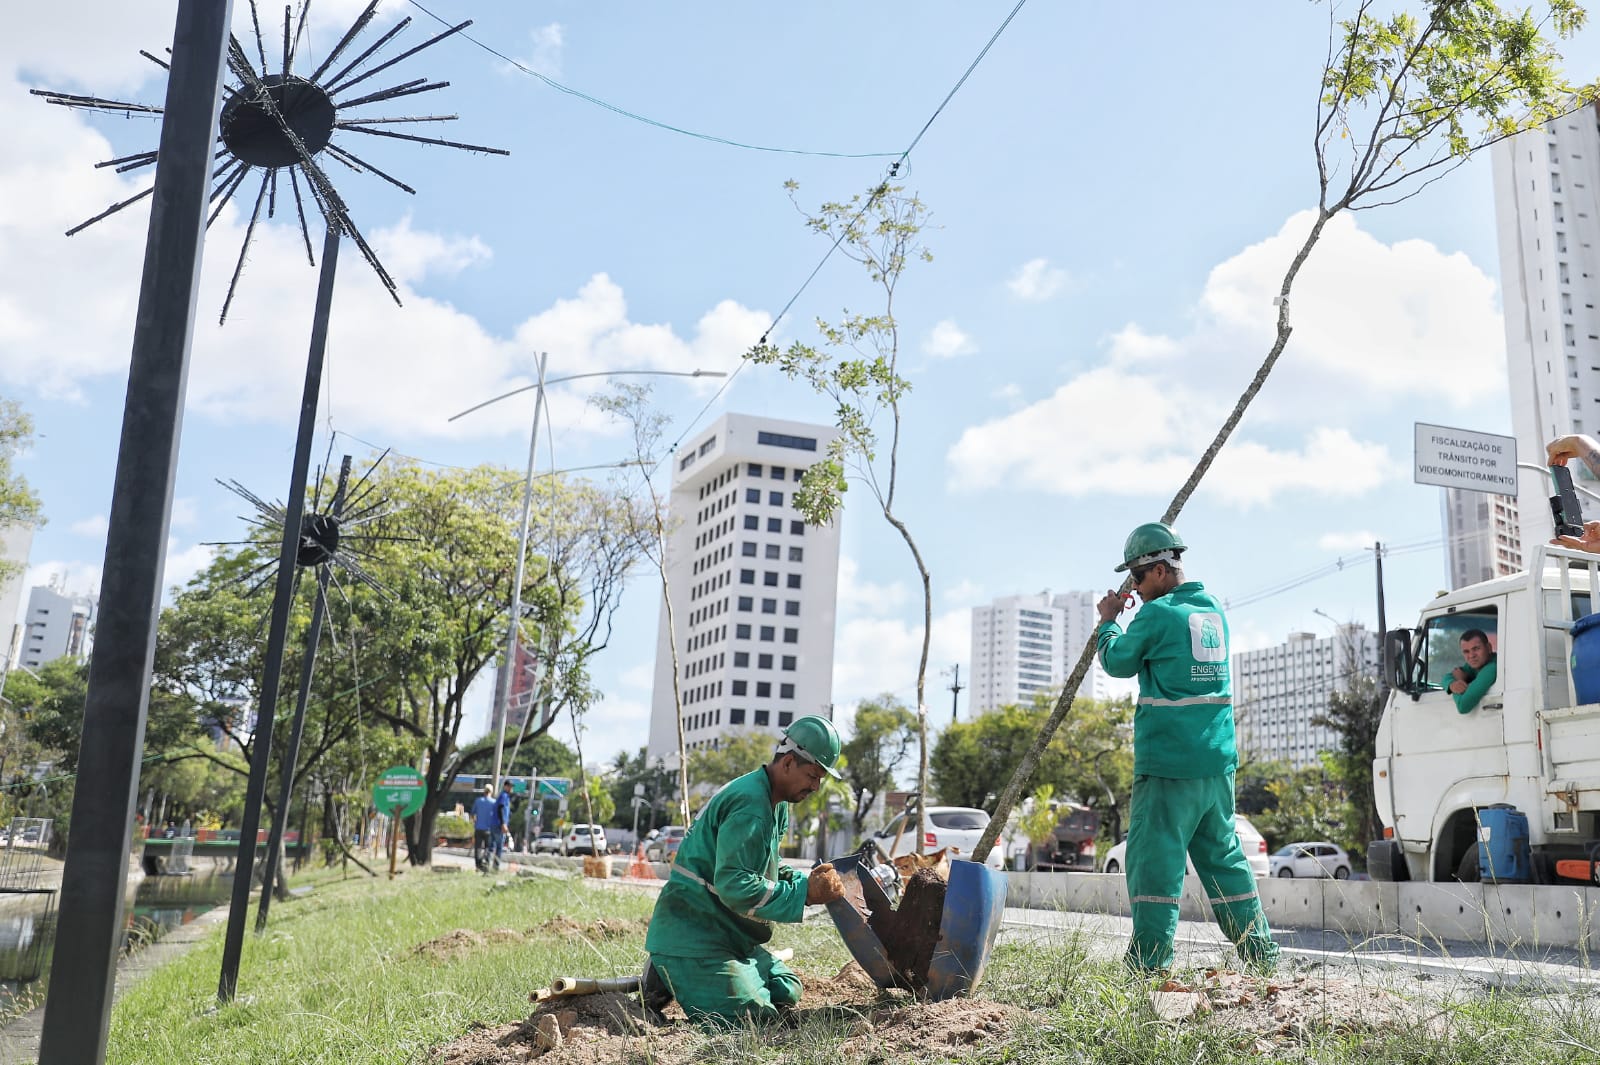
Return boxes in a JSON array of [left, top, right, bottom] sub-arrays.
[[448, 364, 727, 794]]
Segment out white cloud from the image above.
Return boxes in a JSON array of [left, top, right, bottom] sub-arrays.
[[922, 319, 976, 359], [69, 515, 107, 539], [1317, 529, 1380, 552], [942, 578, 983, 606], [949, 212, 1492, 506], [171, 497, 198, 528], [162, 540, 215, 594], [619, 662, 654, 690], [992, 383, 1022, 404], [831, 608, 968, 708], [22, 559, 101, 601], [520, 23, 565, 78], [835, 556, 908, 617], [1006, 258, 1069, 302]]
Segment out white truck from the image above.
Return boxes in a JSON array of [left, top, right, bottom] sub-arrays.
[[1369, 542, 1600, 884]]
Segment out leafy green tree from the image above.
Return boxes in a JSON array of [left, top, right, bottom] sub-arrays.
[[1254, 757, 1348, 852], [686, 732, 773, 814], [930, 704, 1069, 811], [840, 696, 916, 833], [0, 399, 44, 584], [748, 183, 937, 849], [979, 0, 1599, 861], [1313, 653, 1384, 862]]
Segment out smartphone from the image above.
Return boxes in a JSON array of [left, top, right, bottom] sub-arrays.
[[1551, 463, 1585, 538]]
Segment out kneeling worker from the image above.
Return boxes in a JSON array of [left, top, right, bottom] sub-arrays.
[[644, 715, 846, 1027], [1096, 522, 1279, 975]]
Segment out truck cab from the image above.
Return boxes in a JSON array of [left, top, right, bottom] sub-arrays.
[[1371, 543, 1600, 882]]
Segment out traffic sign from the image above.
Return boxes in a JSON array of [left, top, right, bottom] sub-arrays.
[[537, 778, 571, 797], [371, 766, 426, 818], [1413, 422, 1518, 495]]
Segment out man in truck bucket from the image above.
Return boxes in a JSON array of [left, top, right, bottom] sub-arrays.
[[1096, 522, 1280, 974]]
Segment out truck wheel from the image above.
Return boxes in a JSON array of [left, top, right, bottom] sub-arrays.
[[1454, 847, 1481, 883]]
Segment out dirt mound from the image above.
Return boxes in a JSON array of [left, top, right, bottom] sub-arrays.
[[1157, 970, 1449, 1050], [535, 916, 649, 940], [842, 998, 1022, 1058], [413, 930, 493, 960]]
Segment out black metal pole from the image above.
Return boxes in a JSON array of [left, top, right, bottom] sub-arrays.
[[36, 4, 233, 1061], [1375, 541, 1388, 701], [218, 225, 341, 1001], [255, 455, 349, 930]]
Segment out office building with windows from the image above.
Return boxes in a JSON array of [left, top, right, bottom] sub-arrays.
[[18, 584, 95, 671], [1441, 488, 1522, 591], [1232, 624, 1379, 769], [969, 591, 1111, 714], [644, 414, 842, 766], [1491, 103, 1600, 550]]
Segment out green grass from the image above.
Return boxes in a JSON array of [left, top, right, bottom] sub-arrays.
[[98, 865, 1600, 1064]]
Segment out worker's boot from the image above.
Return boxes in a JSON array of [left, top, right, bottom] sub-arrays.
[[641, 958, 673, 1024]]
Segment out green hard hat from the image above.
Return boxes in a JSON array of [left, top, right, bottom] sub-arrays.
[[777, 715, 842, 779], [1115, 521, 1186, 573]]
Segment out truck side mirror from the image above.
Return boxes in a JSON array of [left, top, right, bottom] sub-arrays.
[[1385, 628, 1414, 696]]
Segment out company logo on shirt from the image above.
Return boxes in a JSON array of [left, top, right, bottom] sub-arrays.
[[1189, 612, 1226, 663]]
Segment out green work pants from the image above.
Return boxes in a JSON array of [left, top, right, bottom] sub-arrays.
[[1124, 773, 1278, 974], [649, 949, 801, 1030]]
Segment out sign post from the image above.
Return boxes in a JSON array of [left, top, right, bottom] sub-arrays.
[[1413, 423, 1518, 495], [371, 767, 426, 880]]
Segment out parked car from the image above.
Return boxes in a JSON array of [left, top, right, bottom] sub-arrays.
[[531, 831, 563, 855], [1270, 841, 1351, 879], [645, 826, 686, 863], [563, 824, 607, 857], [868, 807, 1005, 871], [1101, 815, 1270, 878]]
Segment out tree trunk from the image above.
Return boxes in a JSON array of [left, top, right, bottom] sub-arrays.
[[973, 210, 1333, 862]]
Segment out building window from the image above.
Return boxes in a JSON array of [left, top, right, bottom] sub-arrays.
[[736, 624, 751, 639], [793, 468, 805, 482], [765, 544, 780, 559], [742, 542, 757, 557], [780, 683, 794, 699], [788, 546, 803, 562], [744, 516, 759, 530], [783, 628, 799, 643], [747, 463, 763, 477], [734, 652, 749, 667], [786, 574, 801, 589], [782, 655, 796, 671], [790, 520, 804, 535], [761, 598, 777, 614], [757, 431, 818, 451], [771, 466, 786, 480], [732, 680, 748, 695], [767, 518, 782, 533], [680, 454, 695, 471], [729, 708, 746, 725], [784, 601, 800, 616], [738, 596, 753, 611], [778, 711, 794, 727], [760, 626, 776, 641], [763, 571, 779, 586], [756, 682, 772, 698], [745, 488, 761, 503], [754, 710, 771, 726], [698, 436, 716, 456], [768, 491, 784, 506], [758, 653, 773, 669], [740, 569, 755, 584]]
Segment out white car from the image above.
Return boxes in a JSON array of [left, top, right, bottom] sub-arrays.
[[644, 826, 686, 862], [869, 807, 1006, 871], [531, 831, 563, 855], [1270, 841, 1351, 879], [1102, 815, 1270, 878], [562, 824, 607, 857]]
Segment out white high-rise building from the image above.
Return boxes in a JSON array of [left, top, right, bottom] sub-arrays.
[[969, 591, 1112, 715], [19, 585, 95, 672], [0, 525, 33, 679], [1441, 488, 1522, 591], [645, 414, 842, 767], [1232, 624, 1380, 770], [1491, 103, 1600, 550]]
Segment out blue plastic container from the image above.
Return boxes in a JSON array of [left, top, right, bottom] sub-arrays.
[[1476, 805, 1531, 883], [1570, 612, 1600, 704]]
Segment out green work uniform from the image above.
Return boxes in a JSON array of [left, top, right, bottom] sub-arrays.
[[645, 767, 807, 1027], [1098, 581, 1278, 974], [1450, 656, 1497, 714]]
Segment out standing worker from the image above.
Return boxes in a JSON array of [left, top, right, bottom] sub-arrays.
[[1096, 523, 1278, 975], [643, 715, 847, 1028], [495, 779, 515, 861], [471, 784, 498, 873]]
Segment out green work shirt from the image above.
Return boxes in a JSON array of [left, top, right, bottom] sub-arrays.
[[1451, 656, 1498, 714], [645, 767, 808, 959], [1097, 580, 1237, 779]]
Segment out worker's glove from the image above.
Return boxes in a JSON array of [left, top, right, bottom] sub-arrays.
[[806, 862, 845, 905]]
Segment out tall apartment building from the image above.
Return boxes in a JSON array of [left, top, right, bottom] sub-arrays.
[[644, 414, 842, 767], [969, 591, 1111, 715], [1441, 488, 1522, 590], [0, 525, 33, 679], [18, 585, 95, 671], [1232, 624, 1380, 770], [1491, 103, 1600, 550]]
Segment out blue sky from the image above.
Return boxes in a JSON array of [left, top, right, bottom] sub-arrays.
[[5, 2, 1597, 770]]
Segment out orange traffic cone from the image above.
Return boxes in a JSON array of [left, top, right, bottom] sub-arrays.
[[626, 843, 656, 880]]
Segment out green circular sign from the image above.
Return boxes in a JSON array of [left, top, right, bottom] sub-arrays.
[[371, 766, 426, 818]]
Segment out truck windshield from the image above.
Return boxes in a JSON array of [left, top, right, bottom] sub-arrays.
[[1419, 609, 1498, 690]]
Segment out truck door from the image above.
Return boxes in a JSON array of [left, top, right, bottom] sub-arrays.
[[1389, 605, 1508, 843]]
